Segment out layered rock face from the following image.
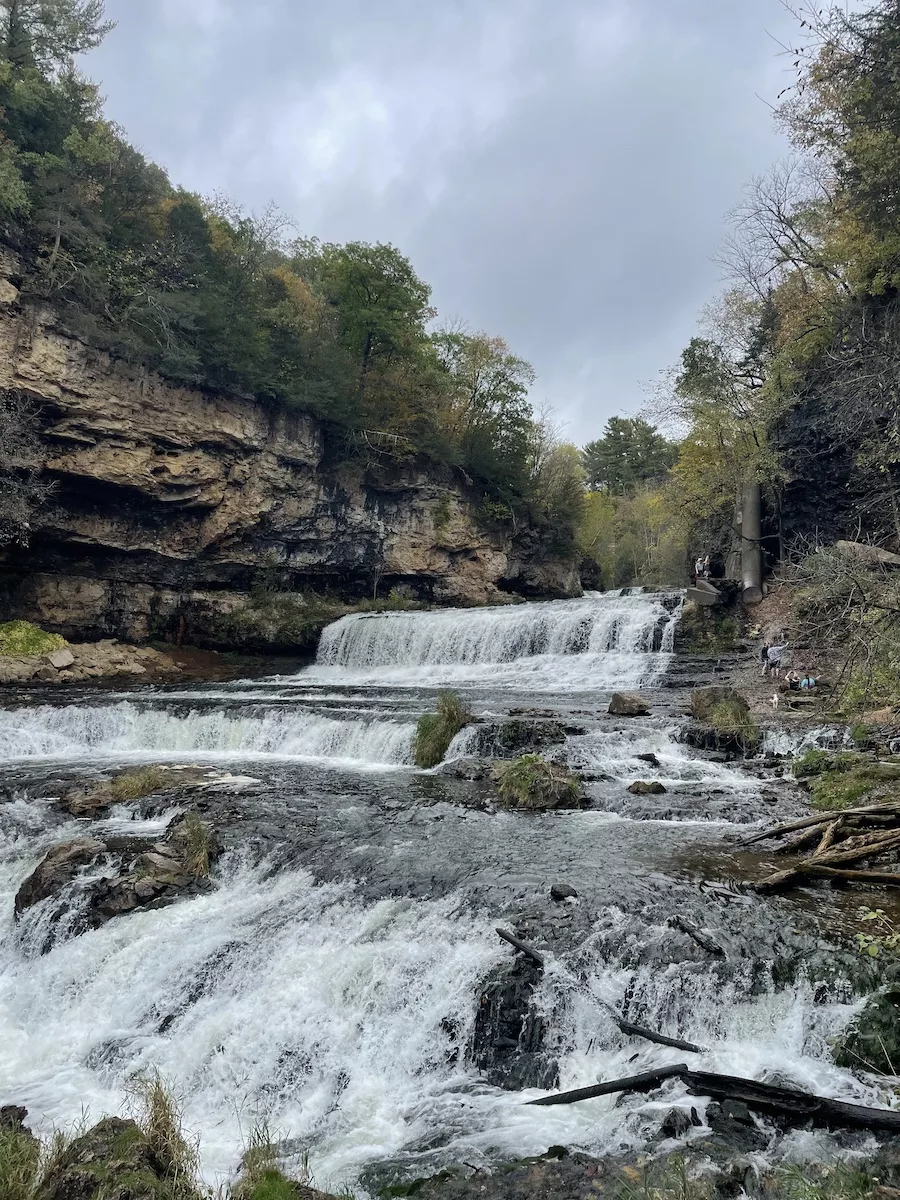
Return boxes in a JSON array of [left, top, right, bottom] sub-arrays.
[[0, 259, 580, 645]]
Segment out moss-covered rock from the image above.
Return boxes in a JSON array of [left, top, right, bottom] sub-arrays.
[[490, 754, 584, 811], [0, 620, 67, 656], [833, 985, 900, 1075], [36, 1117, 181, 1200]]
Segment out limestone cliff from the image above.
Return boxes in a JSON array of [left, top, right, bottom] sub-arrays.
[[0, 258, 580, 646]]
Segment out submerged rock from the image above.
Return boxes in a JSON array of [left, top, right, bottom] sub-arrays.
[[608, 692, 651, 716]]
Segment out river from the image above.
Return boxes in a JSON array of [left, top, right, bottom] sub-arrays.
[[0, 590, 881, 1193]]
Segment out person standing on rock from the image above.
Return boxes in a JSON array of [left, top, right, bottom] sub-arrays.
[[760, 641, 772, 677], [766, 643, 786, 679]]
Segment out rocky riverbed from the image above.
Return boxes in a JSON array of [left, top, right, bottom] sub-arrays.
[[2, 591, 899, 1199]]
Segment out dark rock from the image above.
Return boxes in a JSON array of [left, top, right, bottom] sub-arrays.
[[436, 756, 491, 781], [627, 780, 667, 795], [480, 719, 568, 758], [471, 956, 556, 1091], [0, 1105, 31, 1135], [637, 752, 661, 766], [37, 1117, 174, 1200], [834, 985, 900, 1074], [608, 692, 651, 716], [14, 838, 106, 914], [550, 883, 578, 901], [660, 1105, 701, 1139]]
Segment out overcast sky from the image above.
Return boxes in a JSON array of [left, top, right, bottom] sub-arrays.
[[88, 0, 796, 444]]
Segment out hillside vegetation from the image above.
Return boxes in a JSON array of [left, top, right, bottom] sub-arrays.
[[0, 0, 584, 552]]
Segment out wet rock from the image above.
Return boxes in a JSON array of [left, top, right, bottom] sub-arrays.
[[628, 780, 667, 795], [474, 719, 568, 759], [0, 1104, 31, 1135], [471, 956, 556, 1090], [38, 1117, 173, 1200], [14, 837, 106, 914], [508, 707, 556, 718], [637, 752, 661, 766], [436, 756, 491, 782], [609, 692, 651, 716], [550, 883, 578, 901], [660, 1105, 702, 1139]]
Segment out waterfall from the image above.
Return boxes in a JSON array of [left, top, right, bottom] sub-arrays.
[[0, 702, 417, 768], [310, 592, 682, 689]]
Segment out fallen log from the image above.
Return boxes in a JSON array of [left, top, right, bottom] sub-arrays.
[[669, 915, 726, 957], [798, 866, 900, 887], [741, 802, 900, 847], [496, 927, 544, 967], [755, 828, 900, 892], [812, 818, 842, 857], [527, 1065, 900, 1133], [495, 929, 705, 1054]]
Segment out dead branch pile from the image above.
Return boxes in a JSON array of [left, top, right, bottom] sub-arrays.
[[742, 800, 900, 892]]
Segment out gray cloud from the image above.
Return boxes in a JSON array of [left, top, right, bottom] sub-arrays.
[[90, 0, 795, 442]]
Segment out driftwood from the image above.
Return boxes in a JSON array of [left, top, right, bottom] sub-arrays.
[[755, 828, 900, 892], [798, 865, 900, 887], [495, 929, 705, 1054], [527, 1064, 900, 1133], [496, 927, 545, 967], [741, 802, 900, 847], [668, 915, 725, 957]]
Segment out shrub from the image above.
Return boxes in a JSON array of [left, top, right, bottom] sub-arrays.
[[413, 692, 472, 768], [706, 699, 759, 752], [491, 753, 583, 811], [131, 1074, 201, 1200], [109, 766, 168, 803], [807, 763, 900, 811], [177, 812, 214, 879], [0, 620, 67, 656]]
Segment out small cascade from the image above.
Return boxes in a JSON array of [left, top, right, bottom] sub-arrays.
[[310, 591, 683, 689], [0, 702, 416, 767]]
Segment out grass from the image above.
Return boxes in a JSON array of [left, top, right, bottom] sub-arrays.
[[413, 691, 472, 768], [490, 753, 583, 811], [0, 620, 67, 656], [0, 1125, 40, 1200], [706, 699, 759, 751], [109, 765, 168, 803], [175, 811, 214, 879], [130, 1074, 201, 1200]]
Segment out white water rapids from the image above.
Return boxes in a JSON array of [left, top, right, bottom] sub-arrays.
[[0, 589, 883, 1191]]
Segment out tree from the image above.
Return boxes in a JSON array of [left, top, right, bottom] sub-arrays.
[[0, 0, 113, 73], [0, 390, 53, 545], [432, 328, 536, 500], [581, 417, 677, 494]]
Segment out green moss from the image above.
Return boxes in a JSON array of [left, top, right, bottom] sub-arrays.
[[792, 749, 858, 779], [490, 753, 583, 810], [807, 762, 900, 810], [0, 620, 67, 656], [413, 692, 472, 768]]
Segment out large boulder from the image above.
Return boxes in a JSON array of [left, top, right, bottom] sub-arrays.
[[690, 686, 749, 722], [608, 693, 651, 717], [627, 780, 667, 795], [833, 986, 900, 1075], [14, 838, 106, 914]]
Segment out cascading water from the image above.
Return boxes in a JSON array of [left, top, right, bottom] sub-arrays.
[[0, 589, 880, 1190], [308, 591, 681, 690]]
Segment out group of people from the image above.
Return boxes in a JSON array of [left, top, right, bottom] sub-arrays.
[[694, 555, 711, 581], [760, 639, 818, 689]]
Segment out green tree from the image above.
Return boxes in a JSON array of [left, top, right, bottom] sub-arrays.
[[0, 0, 113, 73], [581, 417, 677, 494]]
